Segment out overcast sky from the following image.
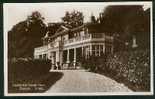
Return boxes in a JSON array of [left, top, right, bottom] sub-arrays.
[[4, 2, 152, 32]]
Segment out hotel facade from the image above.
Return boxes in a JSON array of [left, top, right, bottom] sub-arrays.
[[34, 23, 114, 69]]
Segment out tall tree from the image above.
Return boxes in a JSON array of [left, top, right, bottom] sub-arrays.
[[62, 10, 84, 28], [8, 11, 47, 58], [98, 5, 150, 51], [47, 22, 63, 36]]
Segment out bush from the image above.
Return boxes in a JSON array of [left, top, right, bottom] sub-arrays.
[[106, 50, 150, 91], [81, 54, 107, 72], [8, 58, 64, 93], [81, 50, 150, 91], [8, 58, 51, 79]]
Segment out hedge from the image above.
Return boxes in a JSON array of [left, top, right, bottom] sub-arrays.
[[8, 58, 51, 79]]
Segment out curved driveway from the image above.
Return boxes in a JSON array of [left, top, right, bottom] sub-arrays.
[[46, 70, 132, 93]]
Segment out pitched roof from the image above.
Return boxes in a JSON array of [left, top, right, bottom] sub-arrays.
[[55, 25, 69, 33], [48, 22, 112, 39]]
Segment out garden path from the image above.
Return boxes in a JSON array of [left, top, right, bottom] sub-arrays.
[[46, 70, 132, 93]]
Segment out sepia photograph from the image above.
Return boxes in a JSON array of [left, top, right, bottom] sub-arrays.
[[3, 2, 153, 96]]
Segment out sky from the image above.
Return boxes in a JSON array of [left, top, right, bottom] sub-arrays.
[[3, 2, 152, 32]]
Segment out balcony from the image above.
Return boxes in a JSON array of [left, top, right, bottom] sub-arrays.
[[34, 33, 113, 54], [63, 33, 113, 46], [64, 35, 91, 45]]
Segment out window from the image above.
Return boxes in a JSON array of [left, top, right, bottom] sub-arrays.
[[100, 45, 103, 55], [92, 45, 95, 50], [105, 45, 111, 54], [39, 55, 42, 59], [92, 45, 102, 56], [43, 54, 47, 59]]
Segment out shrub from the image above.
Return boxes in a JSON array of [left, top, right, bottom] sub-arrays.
[[81, 50, 150, 91], [106, 50, 150, 91], [81, 54, 107, 72], [8, 58, 51, 79]]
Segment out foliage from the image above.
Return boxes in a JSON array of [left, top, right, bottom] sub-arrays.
[[8, 58, 51, 79], [97, 6, 150, 51], [62, 10, 84, 28], [105, 50, 150, 91], [8, 11, 47, 58], [99, 5, 147, 33], [47, 23, 63, 36], [82, 50, 150, 91], [8, 58, 63, 93], [81, 54, 107, 72]]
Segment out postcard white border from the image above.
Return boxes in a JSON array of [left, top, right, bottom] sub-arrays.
[[3, 1, 153, 96]]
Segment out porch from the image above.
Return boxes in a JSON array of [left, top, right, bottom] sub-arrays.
[[50, 43, 112, 70]]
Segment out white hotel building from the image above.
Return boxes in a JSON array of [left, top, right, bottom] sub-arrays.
[[34, 23, 114, 69]]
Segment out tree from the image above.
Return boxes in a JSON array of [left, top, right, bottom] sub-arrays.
[[99, 5, 145, 33], [8, 11, 47, 58], [47, 22, 63, 36], [97, 5, 150, 51], [62, 10, 84, 28]]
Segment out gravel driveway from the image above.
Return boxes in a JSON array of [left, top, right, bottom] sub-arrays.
[[46, 70, 132, 93]]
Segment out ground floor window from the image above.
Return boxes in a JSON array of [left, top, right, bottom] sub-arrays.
[[39, 55, 42, 59], [105, 45, 112, 54], [63, 50, 67, 62], [92, 44, 104, 56], [43, 54, 47, 59]]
